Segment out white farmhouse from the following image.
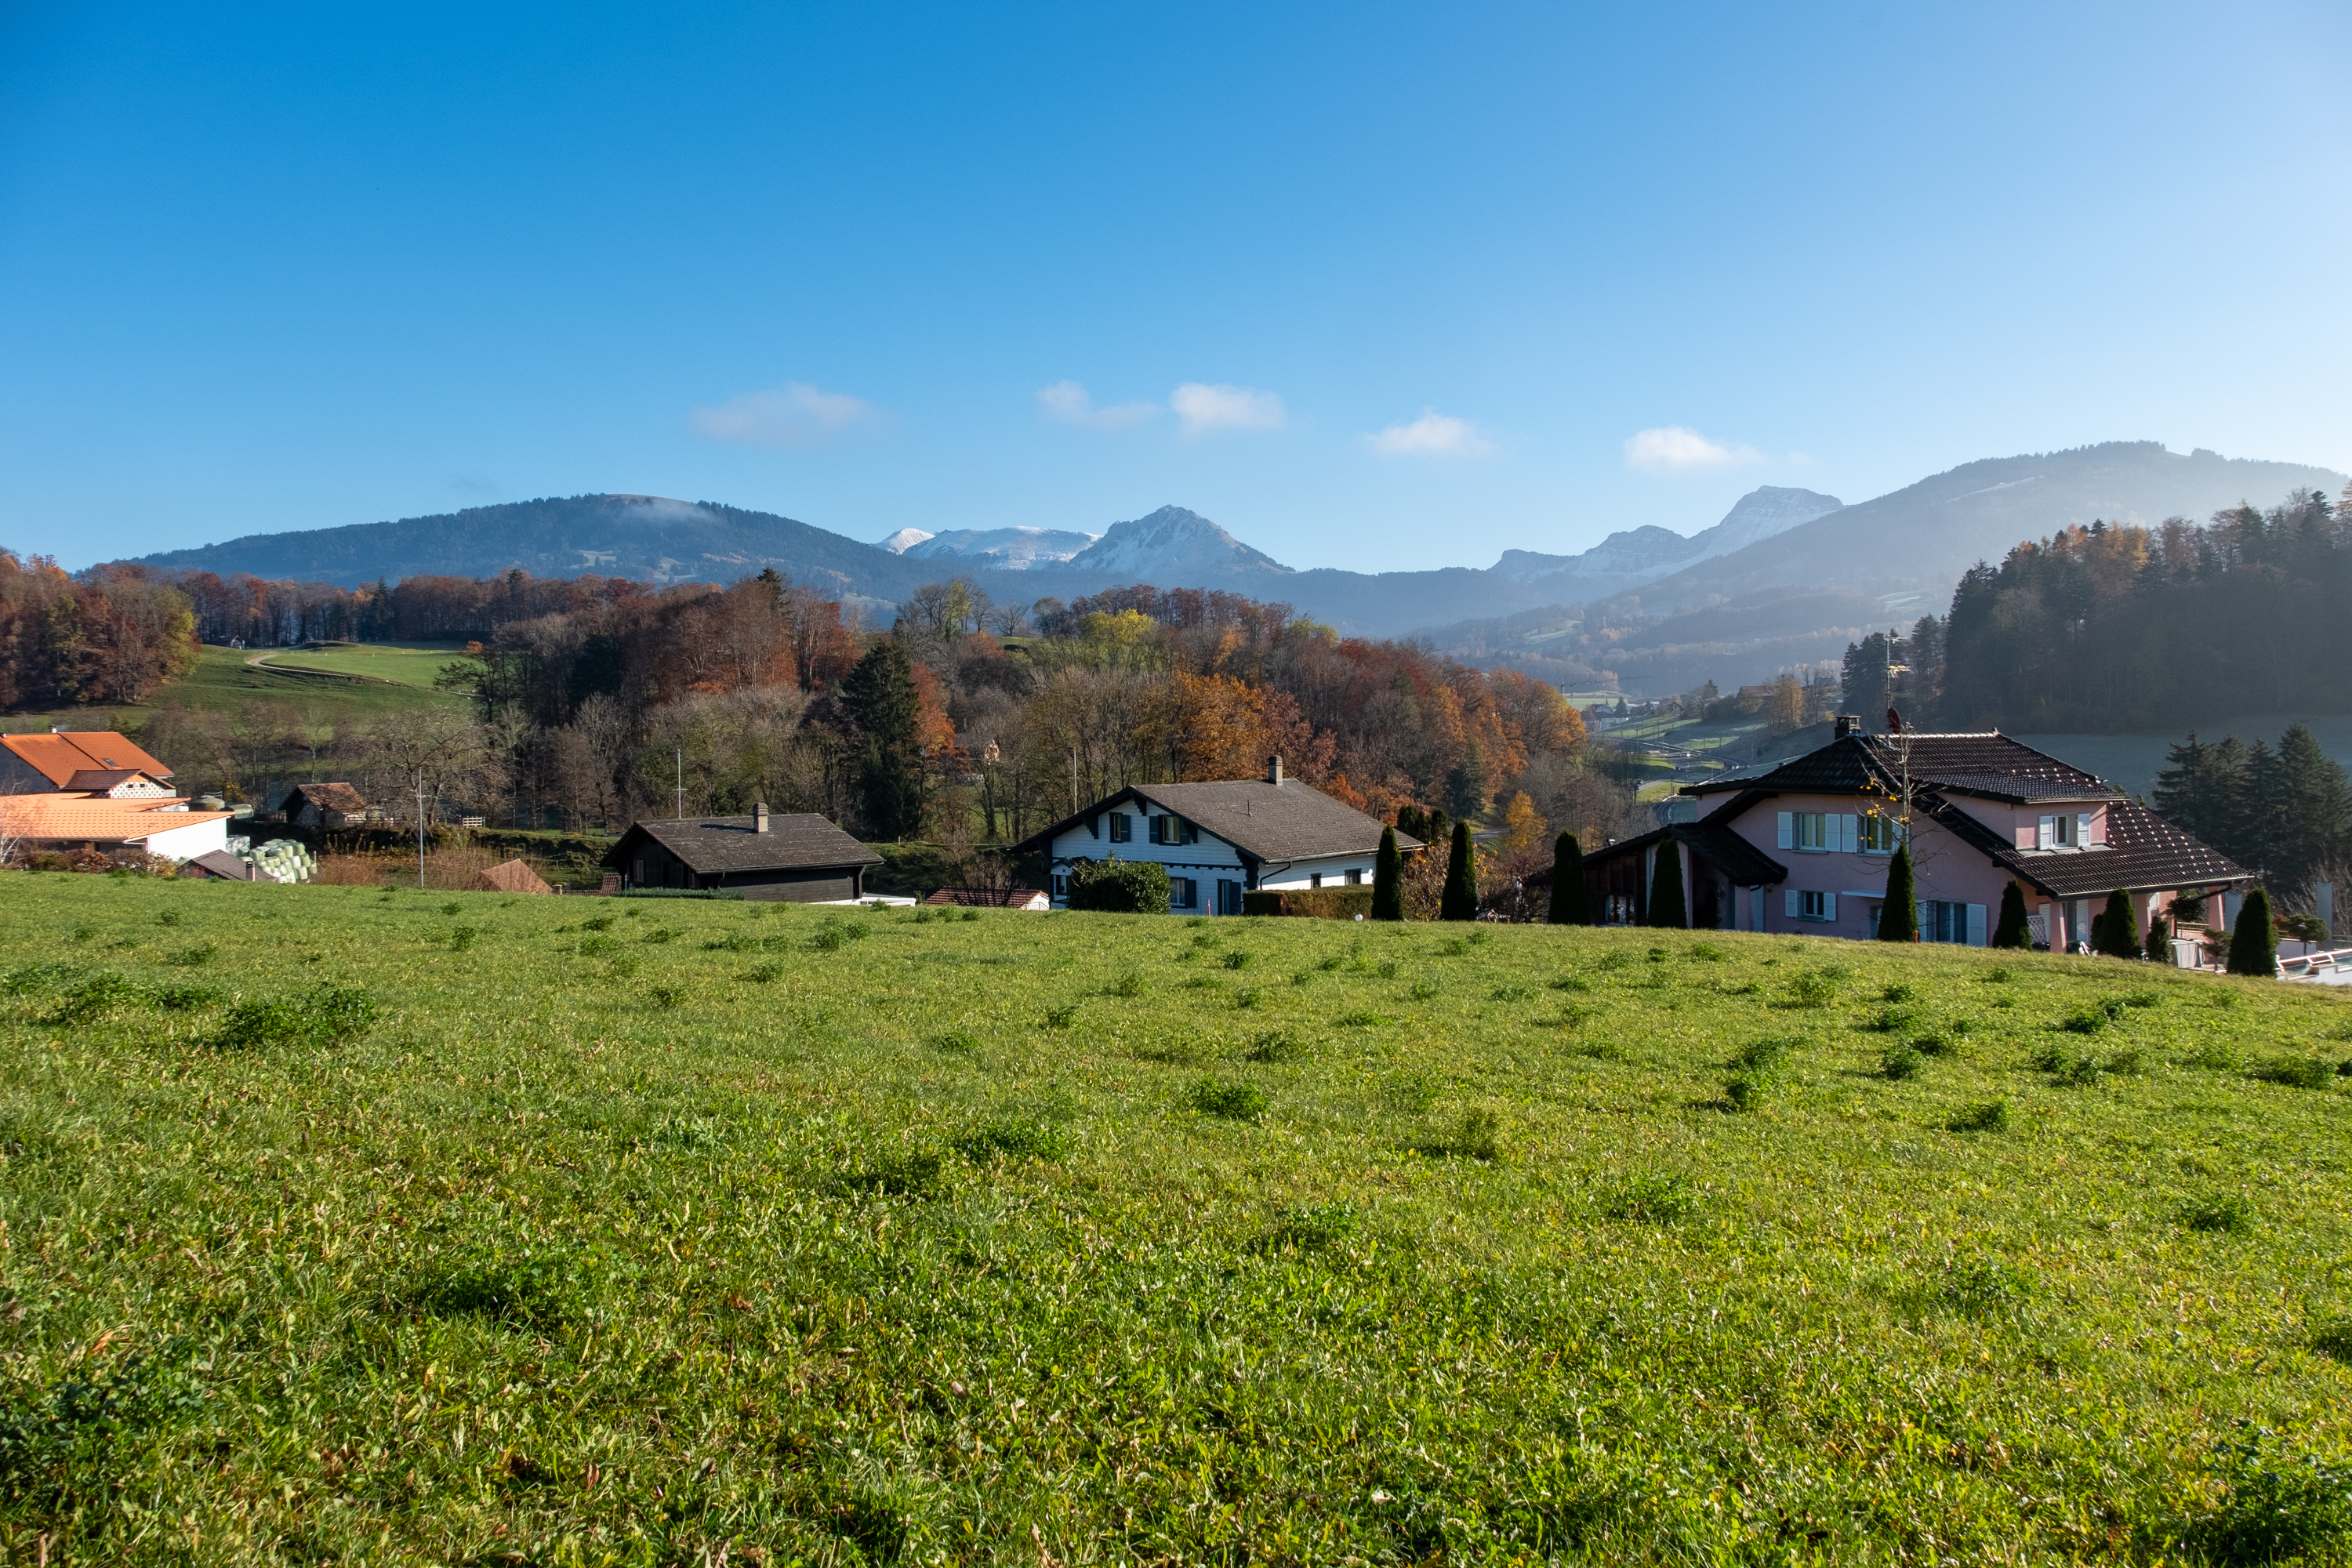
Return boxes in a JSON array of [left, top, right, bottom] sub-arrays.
[[1014, 757, 1421, 914]]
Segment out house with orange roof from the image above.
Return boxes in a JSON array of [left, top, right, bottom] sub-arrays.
[[0, 730, 177, 798], [0, 793, 237, 862]]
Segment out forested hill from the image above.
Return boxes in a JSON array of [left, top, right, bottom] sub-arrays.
[[130, 494, 941, 605]]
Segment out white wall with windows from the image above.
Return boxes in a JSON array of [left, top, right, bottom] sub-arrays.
[[1044, 800, 1375, 914]]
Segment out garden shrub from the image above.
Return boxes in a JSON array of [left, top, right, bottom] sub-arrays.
[[1066, 856, 1171, 916], [1241, 887, 1375, 920]]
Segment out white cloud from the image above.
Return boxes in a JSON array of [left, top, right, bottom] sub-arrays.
[[691, 381, 881, 448], [1036, 379, 1159, 430], [1368, 408, 1494, 459], [1170, 381, 1287, 437], [1622, 425, 1764, 473]]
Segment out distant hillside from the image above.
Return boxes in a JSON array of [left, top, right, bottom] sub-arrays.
[[132, 494, 938, 608], [1492, 486, 1843, 598], [1417, 444, 2350, 695]]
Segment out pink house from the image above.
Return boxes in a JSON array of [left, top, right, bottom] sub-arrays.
[[1580, 719, 2254, 948]]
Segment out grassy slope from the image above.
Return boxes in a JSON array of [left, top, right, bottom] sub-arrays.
[[1, 646, 463, 735], [256, 643, 477, 690], [3, 877, 2351, 1563]]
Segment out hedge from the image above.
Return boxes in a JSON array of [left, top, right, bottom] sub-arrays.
[[1241, 887, 1377, 920]]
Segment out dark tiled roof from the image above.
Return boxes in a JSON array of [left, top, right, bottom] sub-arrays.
[[185, 849, 262, 880], [609, 814, 882, 875], [1565, 820, 1788, 886], [1675, 820, 1788, 885], [1925, 796, 2250, 898], [294, 782, 369, 814], [922, 886, 1049, 908], [1014, 781, 1421, 864], [1685, 732, 2121, 804]]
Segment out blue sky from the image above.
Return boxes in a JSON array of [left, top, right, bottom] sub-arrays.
[[3, 2, 2347, 575]]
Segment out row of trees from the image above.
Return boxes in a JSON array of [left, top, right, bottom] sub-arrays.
[[2154, 723, 2352, 896], [1889, 484, 2352, 732], [0, 553, 198, 710]]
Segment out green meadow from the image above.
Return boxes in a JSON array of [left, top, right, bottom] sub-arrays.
[[255, 643, 477, 691], [3, 874, 2352, 1564]]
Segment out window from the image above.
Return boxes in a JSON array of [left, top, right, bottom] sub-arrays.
[[1171, 877, 1196, 909], [1795, 812, 1828, 850], [1345, 868, 1363, 886], [2053, 814, 2075, 847], [1149, 814, 1172, 844], [1108, 811, 1132, 844], [1051, 873, 1069, 900], [1785, 888, 1836, 922], [1924, 900, 1985, 946], [1859, 813, 1903, 855], [2039, 812, 2092, 848]]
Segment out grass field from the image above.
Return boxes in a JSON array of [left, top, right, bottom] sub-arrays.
[[4, 877, 2352, 1563], [256, 643, 479, 691], [0, 646, 465, 739]]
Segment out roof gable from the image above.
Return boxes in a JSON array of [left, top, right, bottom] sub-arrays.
[[610, 813, 882, 875], [1688, 731, 2120, 804], [2, 731, 173, 787], [1015, 779, 1421, 863]]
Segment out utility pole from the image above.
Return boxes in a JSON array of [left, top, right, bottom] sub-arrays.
[[675, 747, 685, 819]]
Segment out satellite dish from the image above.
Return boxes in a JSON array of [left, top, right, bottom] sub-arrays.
[[1886, 707, 1904, 734]]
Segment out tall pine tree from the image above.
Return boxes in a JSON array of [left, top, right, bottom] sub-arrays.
[[1548, 831, 1587, 925], [1878, 843, 1919, 941], [840, 641, 924, 840], [1370, 827, 1403, 920], [2095, 888, 2138, 959], [1646, 838, 1686, 928], [1990, 879, 2032, 949], [1439, 820, 1478, 920], [2227, 887, 2277, 976]]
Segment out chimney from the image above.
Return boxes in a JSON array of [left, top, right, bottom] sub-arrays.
[[1266, 755, 1283, 786], [1833, 714, 1861, 739], [753, 801, 770, 833]]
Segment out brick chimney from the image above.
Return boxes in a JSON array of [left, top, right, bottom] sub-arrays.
[[1266, 755, 1283, 786], [1834, 714, 1861, 739], [753, 801, 770, 833]]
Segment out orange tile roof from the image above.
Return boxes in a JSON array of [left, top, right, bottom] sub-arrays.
[[2, 731, 174, 786], [0, 794, 235, 844]]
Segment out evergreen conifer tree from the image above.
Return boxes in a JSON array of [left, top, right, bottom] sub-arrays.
[[1439, 820, 1478, 920], [2227, 887, 2277, 976], [1548, 831, 1587, 925], [840, 641, 925, 840], [1990, 879, 2032, 949], [1877, 844, 1919, 941], [1370, 827, 1403, 921], [1646, 838, 1686, 927], [2096, 888, 2138, 958], [2143, 909, 2171, 963]]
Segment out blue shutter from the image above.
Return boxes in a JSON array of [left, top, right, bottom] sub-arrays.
[[1824, 892, 1837, 921], [1777, 812, 1793, 849], [1784, 888, 1799, 917]]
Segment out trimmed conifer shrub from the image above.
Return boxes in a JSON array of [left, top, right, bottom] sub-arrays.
[[1991, 879, 2032, 949], [1548, 831, 1587, 925], [2096, 888, 2138, 959], [2143, 909, 2171, 963], [1439, 821, 1478, 922], [1371, 826, 1403, 921], [1877, 844, 1919, 942], [2227, 887, 2277, 976], [1646, 839, 1686, 928]]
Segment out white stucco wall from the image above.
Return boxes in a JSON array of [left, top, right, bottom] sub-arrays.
[[137, 816, 231, 862], [1044, 801, 1374, 913]]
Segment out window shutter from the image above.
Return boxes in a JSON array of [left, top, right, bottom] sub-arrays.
[[1183, 819, 1198, 844], [2037, 815, 2054, 849], [1777, 812, 1793, 849], [2076, 812, 2092, 846], [1839, 815, 1858, 853], [1784, 888, 1799, 917], [1967, 903, 1986, 946], [1824, 892, 1837, 920], [1087, 815, 1101, 840]]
